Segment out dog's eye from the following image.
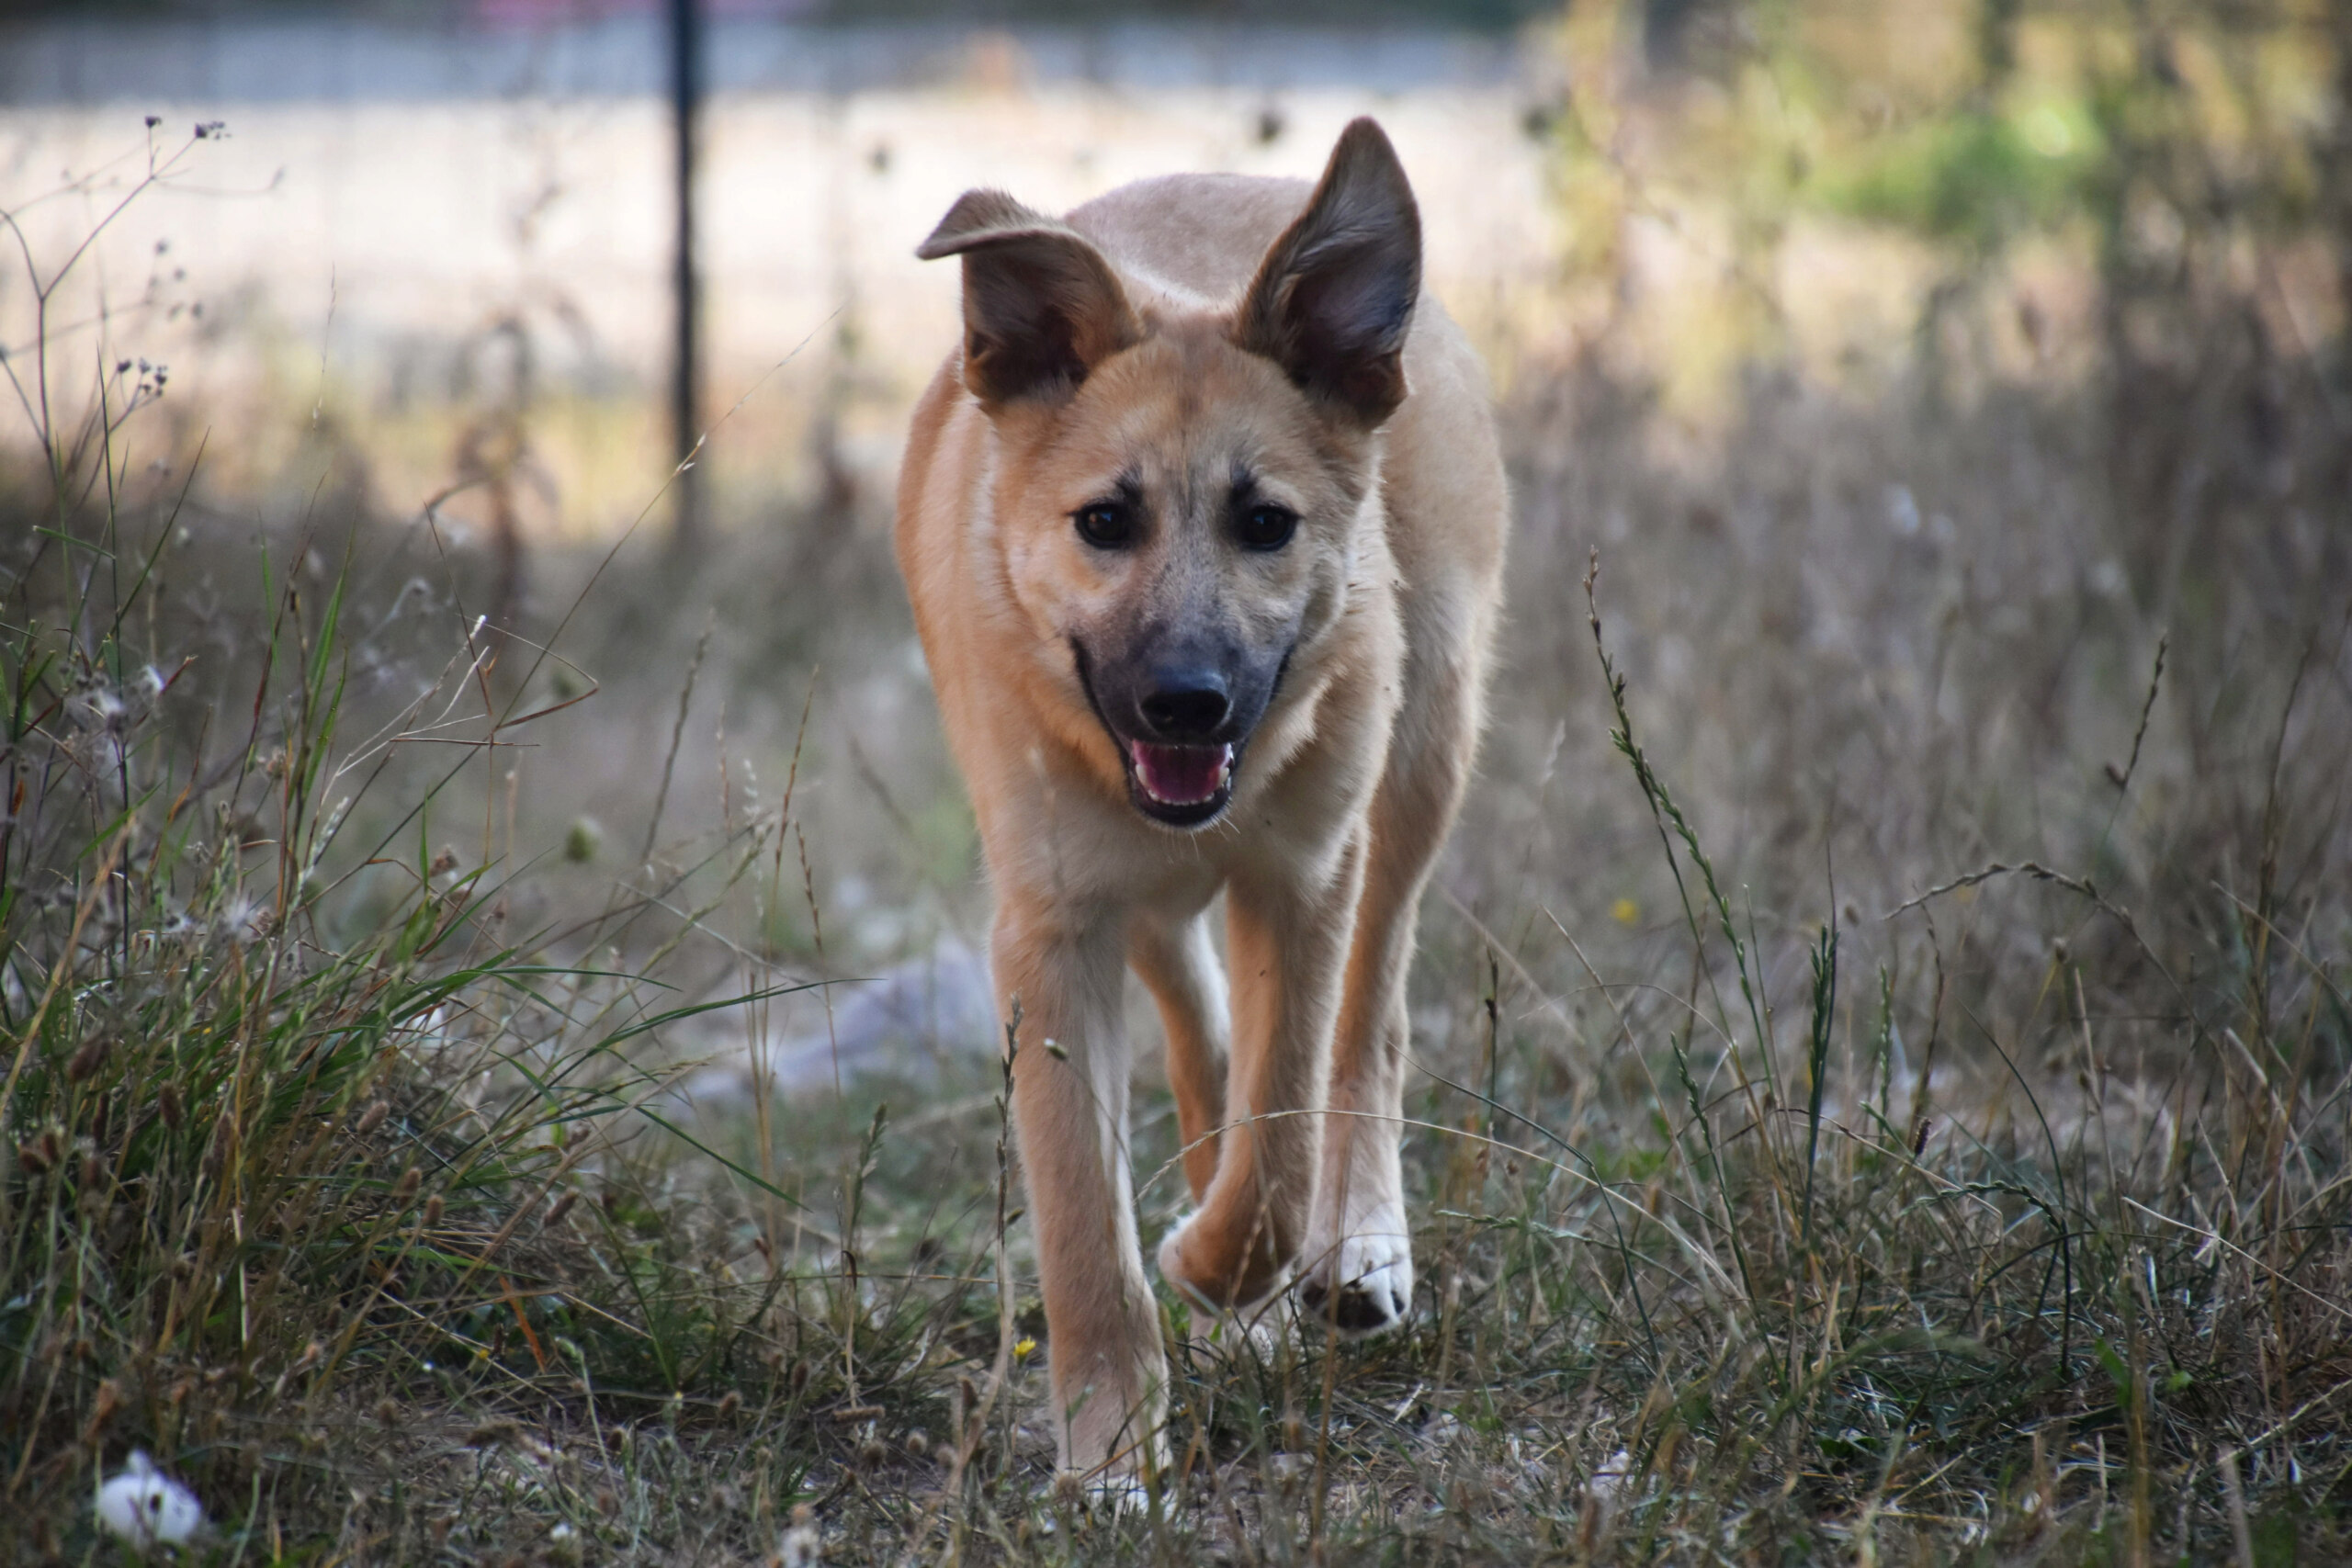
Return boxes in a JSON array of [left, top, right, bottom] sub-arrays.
[[1073, 502, 1134, 548], [1237, 503, 1297, 551]]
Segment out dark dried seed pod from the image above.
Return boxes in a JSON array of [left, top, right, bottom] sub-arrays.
[[65, 1037, 109, 1082], [465, 1418, 522, 1449], [159, 1084, 186, 1130]]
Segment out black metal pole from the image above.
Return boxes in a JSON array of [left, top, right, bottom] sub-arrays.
[[669, 0, 702, 552]]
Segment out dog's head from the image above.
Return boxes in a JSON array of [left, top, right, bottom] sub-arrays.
[[916, 118, 1420, 829]]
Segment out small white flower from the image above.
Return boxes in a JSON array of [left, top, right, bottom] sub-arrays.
[[777, 1503, 822, 1567], [68, 686, 128, 733], [214, 896, 270, 944], [1588, 1446, 1635, 1517], [96, 1450, 204, 1547]]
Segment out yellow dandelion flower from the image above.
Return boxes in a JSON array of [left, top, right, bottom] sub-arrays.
[[1611, 897, 1640, 927]]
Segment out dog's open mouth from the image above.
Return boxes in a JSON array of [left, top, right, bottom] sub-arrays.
[[1123, 739, 1234, 827]]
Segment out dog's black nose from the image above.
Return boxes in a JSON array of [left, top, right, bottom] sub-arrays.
[[1139, 676, 1230, 740]]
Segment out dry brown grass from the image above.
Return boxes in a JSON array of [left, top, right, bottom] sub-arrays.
[[6, 62, 2351, 1562]]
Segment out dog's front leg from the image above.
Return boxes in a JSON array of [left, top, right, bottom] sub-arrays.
[[993, 898, 1165, 1481], [1157, 835, 1364, 1311], [1127, 908, 1229, 1204]]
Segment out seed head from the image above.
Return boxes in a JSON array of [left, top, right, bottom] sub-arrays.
[[66, 1036, 111, 1082]]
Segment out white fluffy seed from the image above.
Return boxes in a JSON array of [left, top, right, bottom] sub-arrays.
[[96, 1450, 205, 1546]]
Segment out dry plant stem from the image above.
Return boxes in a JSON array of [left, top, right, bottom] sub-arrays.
[[752, 674, 817, 1254], [797, 822, 842, 1100], [640, 612, 713, 868], [0, 829, 124, 1147], [1584, 553, 1791, 1215], [1544, 908, 1733, 1310], [1580, 559, 1769, 1328], [919, 1011, 1022, 1568]]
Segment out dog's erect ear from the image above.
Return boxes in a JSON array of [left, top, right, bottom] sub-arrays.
[[917, 189, 1141, 408], [1236, 118, 1421, 425], [1241, 115, 1420, 430]]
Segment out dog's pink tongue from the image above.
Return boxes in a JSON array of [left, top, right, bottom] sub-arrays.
[[1129, 741, 1231, 806]]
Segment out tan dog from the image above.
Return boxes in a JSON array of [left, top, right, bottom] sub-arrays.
[[895, 118, 1505, 1482]]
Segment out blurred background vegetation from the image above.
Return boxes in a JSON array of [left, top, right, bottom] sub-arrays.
[[4, 0, 2350, 1561]]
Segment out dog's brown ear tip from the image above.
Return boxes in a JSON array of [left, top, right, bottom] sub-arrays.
[[1335, 115, 1395, 155], [1329, 118, 1414, 203], [915, 188, 1032, 260]]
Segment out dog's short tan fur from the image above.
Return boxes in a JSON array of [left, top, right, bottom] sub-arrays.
[[896, 119, 1505, 1480]]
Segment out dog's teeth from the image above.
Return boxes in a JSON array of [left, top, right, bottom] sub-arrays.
[[1129, 741, 1232, 808]]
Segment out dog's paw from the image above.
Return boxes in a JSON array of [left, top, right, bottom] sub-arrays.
[[1295, 1217, 1413, 1334], [1157, 1212, 1283, 1312], [1156, 1223, 1221, 1314], [1051, 1468, 1150, 1517]]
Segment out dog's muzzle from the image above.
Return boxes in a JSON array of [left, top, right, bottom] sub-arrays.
[[1075, 641, 1279, 829]]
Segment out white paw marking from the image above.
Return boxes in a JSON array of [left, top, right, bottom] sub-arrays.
[[1296, 1204, 1414, 1333]]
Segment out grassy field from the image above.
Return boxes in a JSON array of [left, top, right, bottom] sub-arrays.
[[7, 28, 2352, 1562]]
